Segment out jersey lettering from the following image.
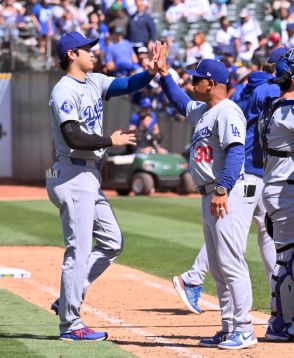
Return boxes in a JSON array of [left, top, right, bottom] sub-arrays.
[[231, 124, 241, 137], [192, 126, 212, 145], [194, 145, 213, 163], [84, 98, 103, 128]]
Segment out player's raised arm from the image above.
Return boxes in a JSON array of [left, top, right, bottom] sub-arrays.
[[156, 43, 192, 117], [104, 42, 161, 100]]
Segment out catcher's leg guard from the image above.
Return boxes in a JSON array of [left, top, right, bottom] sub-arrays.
[[271, 247, 294, 335]]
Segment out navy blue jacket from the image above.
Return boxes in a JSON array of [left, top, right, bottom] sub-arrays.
[[234, 72, 280, 177], [127, 11, 157, 45]]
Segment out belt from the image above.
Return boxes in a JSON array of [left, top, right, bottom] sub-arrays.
[[266, 148, 294, 158], [198, 182, 216, 195], [57, 156, 103, 171], [198, 174, 244, 196]]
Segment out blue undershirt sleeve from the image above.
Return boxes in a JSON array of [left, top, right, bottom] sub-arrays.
[[105, 70, 154, 100], [159, 74, 191, 116], [217, 143, 245, 191]]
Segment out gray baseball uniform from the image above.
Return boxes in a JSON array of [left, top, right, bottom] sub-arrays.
[[186, 98, 254, 332], [182, 173, 275, 287], [260, 98, 294, 336], [47, 73, 123, 334]]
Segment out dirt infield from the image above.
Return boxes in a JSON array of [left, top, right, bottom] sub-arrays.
[[0, 246, 292, 358], [0, 185, 201, 201], [0, 186, 292, 357]]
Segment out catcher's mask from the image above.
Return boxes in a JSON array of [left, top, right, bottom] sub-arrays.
[[269, 48, 294, 84]]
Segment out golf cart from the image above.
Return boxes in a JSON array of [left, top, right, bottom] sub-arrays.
[[101, 131, 195, 196]]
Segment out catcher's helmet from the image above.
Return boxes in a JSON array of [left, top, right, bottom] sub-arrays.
[[270, 48, 294, 84]]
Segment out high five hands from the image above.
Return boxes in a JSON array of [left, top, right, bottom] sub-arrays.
[[147, 41, 169, 77]]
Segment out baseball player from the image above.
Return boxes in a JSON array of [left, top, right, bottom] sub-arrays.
[[259, 48, 294, 341], [156, 44, 257, 350], [46, 31, 159, 341], [173, 48, 287, 315]]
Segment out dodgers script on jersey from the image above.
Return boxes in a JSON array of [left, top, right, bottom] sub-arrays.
[[186, 98, 246, 186], [261, 104, 294, 184], [50, 73, 115, 160]]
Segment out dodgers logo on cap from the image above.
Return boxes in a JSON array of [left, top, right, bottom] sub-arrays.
[[185, 59, 230, 85], [56, 31, 99, 60]]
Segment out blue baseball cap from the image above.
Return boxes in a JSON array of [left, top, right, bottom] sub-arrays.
[[139, 97, 152, 108], [56, 32, 99, 60], [185, 59, 229, 85], [268, 47, 288, 64]]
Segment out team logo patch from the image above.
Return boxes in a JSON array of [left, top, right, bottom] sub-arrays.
[[60, 100, 73, 114]]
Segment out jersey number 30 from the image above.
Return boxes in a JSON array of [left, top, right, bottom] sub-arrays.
[[195, 145, 213, 163]]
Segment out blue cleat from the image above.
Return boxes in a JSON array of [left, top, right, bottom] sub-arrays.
[[218, 330, 258, 350], [172, 275, 203, 314], [265, 325, 291, 341], [60, 326, 108, 341], [199, 331, 229, 347]]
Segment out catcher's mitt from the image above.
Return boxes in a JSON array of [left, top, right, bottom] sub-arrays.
[[264, 212, 273, 239]]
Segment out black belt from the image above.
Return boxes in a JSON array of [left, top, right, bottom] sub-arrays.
[[198, 174, 244, 196], [266, 148, 294, 158], [276, 242, 294, 253], [70, 158, 102, 170]]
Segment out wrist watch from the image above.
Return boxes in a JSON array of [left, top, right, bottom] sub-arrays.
[[215, 185, 227, 196]]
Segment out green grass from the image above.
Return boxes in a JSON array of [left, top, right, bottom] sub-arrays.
[[0, 290, 134, 358], [0, 197, 270, 312]]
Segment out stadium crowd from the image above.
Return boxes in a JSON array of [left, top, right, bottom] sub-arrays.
[[0, 0, 294, 111]]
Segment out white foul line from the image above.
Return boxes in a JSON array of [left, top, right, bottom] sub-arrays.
[[28, 279, 204, 358], [122, 273, 268, 325]]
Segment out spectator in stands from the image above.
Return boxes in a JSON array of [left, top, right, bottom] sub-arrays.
[[270, 0, 291, 17], [1, 0, 26, 40], [208, 0, 228, 22], [105, 26, 139, 75], [285, 22, 294, 48], [159, 29, 183, 63], [186, 31, 214, 60], [102, 0, 129, 13], [85, 10, 109, 55], [215, 16, 237, 57], [184, 0, 211, 22], [55, 8, 77, 36], [230, 66, 252, 101], [136, 45, 149, 65], [239, 38, 255, 65], [271, 6, 292, 45], [251, 33, 271, 70], [125, 0, 137, 16], [267, 31, 283, 51], [127, 0, 157, 53], [53, 0, 88, 35], [32, 0, 55, 54], [165, 0, 185, 23], [234, 7, 262, 59], [129, 97, 167, 154], [105, 0, 129, 36]]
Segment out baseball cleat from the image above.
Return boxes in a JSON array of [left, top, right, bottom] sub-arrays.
[[172, 275, 203, 314], [199, 331, 229, 347], [265, 325, 291, 341], [51, 298, 59, 315], [218, 330, 258, 350], [60, 326, 108, 341]]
